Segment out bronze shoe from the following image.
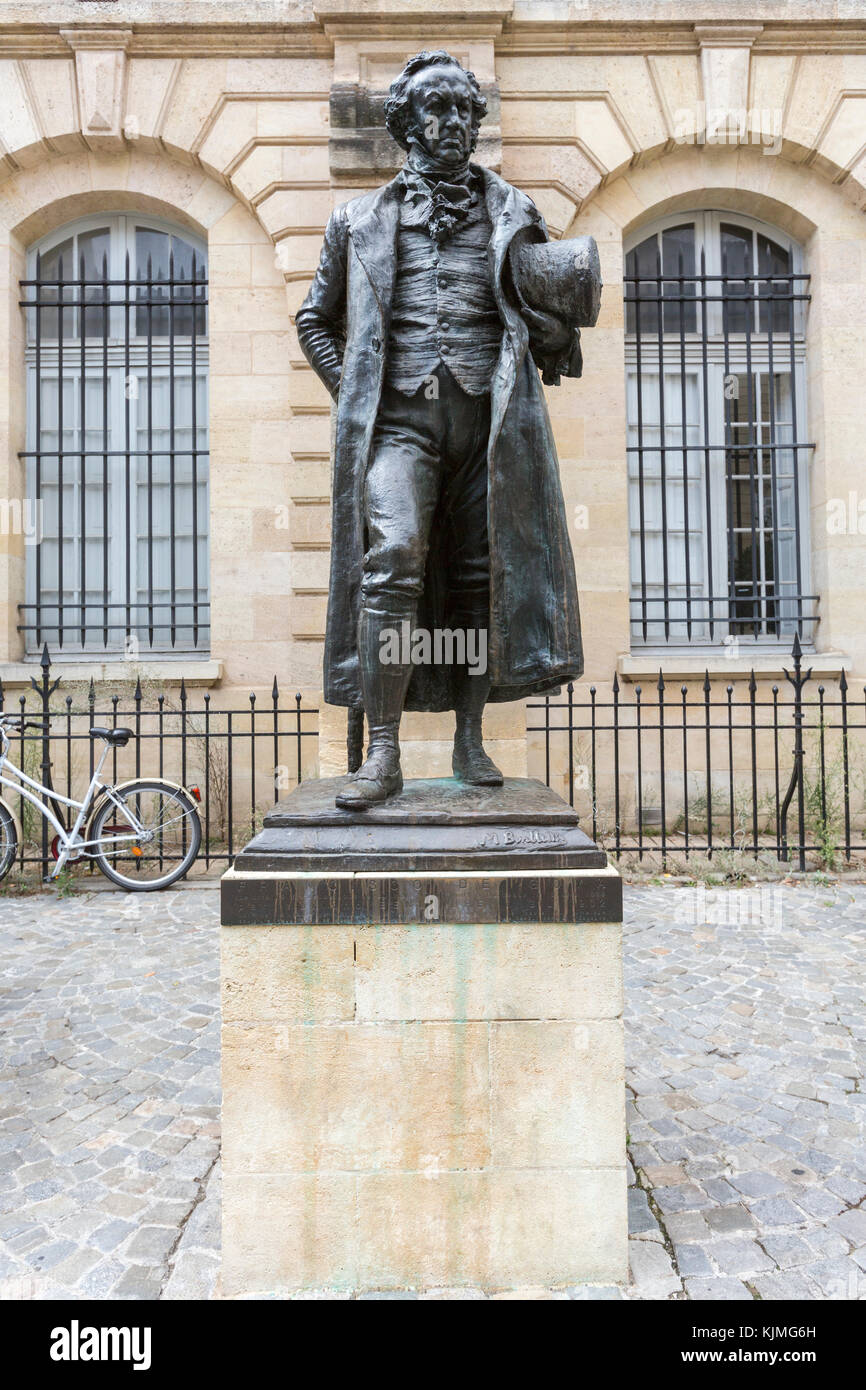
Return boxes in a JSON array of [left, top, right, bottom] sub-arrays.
[[335, 747, 403, 809], [452, 739, 504, 787]]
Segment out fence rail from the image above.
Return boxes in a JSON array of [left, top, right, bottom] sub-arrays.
[[0, 647, 318, 878], [528, 636, 864, 871]]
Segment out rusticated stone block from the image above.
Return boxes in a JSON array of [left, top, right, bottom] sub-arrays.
[[329, 80, 501, 181]]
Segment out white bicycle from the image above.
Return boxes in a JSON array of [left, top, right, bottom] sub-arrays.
[[0, 714, 201, 890]]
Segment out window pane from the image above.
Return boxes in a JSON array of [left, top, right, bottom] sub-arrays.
[[169, 235, 207, 338], [34, 230, 111, 342], [756, 232, 792, 335], [136, 227, 170, 337], [721, 222, 752, 335], [661, 225, 696, 334], [79, 228, 111, 340], [625, 225, 696, 336], [725, 369, 801, 636], [25, 216, 210, 654], [29, 373, 114, 649], [625, 218, 811, 647], [627, 369, 707, 638], [135, 371, 209, 649], [625, 234, 660, 336], [37, 236, 74, 341], [136, 228, 205, 337]]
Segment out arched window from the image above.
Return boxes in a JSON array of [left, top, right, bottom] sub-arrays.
[[624, 211, 814, 648], [21, 213, 209, 656]]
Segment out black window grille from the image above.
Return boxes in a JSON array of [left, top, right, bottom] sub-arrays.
[[624, 217, 816, 647], [19, 220, 209, 655]]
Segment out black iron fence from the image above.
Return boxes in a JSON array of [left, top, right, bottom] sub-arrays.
[[0, 648, 318, 879], [528, 636, 866, 871], [3, 639, 862, 882]]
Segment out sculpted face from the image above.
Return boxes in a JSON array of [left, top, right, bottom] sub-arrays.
[[405, 66, 475, 167]]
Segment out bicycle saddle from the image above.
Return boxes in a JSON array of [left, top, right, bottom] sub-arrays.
[[89, 726, 133, 747]]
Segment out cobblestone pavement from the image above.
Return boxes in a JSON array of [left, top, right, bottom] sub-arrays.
[[623, 881, 866, 1302], [0, 881, 863, 1300], [0, 887, 221, 1301]]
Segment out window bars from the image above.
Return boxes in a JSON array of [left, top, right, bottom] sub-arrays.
[[624, 224, 817, 648], [19, 245, 209, 654]]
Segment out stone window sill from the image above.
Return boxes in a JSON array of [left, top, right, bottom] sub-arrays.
[[0, 658, 223, 690], [617, 650, 850, 683]]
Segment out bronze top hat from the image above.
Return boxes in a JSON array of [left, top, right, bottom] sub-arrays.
[[513, 235, 602, 329]]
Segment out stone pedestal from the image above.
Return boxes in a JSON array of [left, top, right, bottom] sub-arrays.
[[220, 777, 627, 1295]]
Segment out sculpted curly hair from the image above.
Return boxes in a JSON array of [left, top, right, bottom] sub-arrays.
[[384, 50, 487, 152]]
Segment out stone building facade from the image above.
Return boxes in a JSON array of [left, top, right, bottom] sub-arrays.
[[0, 0, 865, 801]]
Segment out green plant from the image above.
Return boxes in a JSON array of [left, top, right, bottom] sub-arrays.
[[13, 735, 45, 841], [672, 783, 776, 847], [52, 866, 76, 897], [801, 722, 845, 871], [0, 874, 38, 896]]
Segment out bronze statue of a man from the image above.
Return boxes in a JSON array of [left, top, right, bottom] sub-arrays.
[[297, 50, 596, 809]]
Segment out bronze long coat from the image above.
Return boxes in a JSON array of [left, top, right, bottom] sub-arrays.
[[296, 164, 584, 712]]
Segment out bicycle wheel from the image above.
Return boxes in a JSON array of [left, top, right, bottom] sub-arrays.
[[90, 780, 201, 891], [0, 799, 18, 881]]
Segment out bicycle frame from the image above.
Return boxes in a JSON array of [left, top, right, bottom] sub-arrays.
[[0, 730, 147, 878]]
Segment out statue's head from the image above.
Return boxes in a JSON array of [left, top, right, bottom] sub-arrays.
[[384, 50, 487, 168]]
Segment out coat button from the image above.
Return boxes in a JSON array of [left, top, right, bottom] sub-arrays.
[[440, 321, 450, 331], [441, 344, 451, 354]]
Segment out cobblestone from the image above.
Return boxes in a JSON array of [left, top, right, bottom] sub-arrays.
[[627, 1187, 658, 1236], [0, 887, 219, 1301], [704, 1205, 756, 1235], [625, 882, 866, 1302], [684, 1277, 754, 1300], [672, 1244, 714, 1278], [626, 1238, 681, 1298], [1, 881, 864, 1299]]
